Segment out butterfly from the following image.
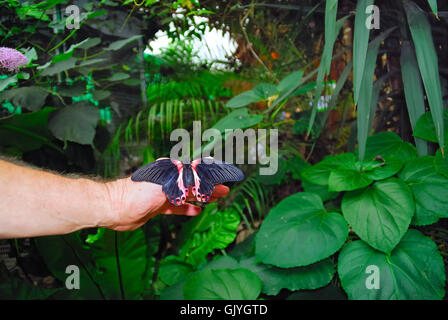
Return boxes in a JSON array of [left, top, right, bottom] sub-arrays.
[[131, 157, 244, 206]]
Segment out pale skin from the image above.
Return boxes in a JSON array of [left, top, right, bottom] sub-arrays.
[[0, 159, 229, 239]]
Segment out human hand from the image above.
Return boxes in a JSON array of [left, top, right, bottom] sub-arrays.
[[102, 177, 230, 231]]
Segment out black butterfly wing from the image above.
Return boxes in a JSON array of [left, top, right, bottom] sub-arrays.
[[131, 158, 188, 206], [131, 158, 177, 185], [191, 158, 244, 203]]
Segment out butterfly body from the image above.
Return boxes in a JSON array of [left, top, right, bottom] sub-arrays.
[[131, 158, 244, 206]]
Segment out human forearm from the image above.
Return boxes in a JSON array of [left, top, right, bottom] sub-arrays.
[[0, 158, 228, 239], [0, 160, 113, 238]]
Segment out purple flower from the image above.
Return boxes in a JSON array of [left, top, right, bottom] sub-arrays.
[[0, 47, 28, 73]]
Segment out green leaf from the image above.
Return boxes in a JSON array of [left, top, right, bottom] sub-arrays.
[[158, 256, 194, 286], [302, 180, 339, 202], [353, 0, 374, 105], [364, 131, 418, 161], [301, 153, 356, 186], [435, 149, 448, 178], [398, 156, 448, 226], [0, 74, 18, 91], [405, 1, 445, 151], [338, 229, 445, 300], [255, 192, 348, 268], [77, 37, 101, 50], [0, 86, 48, 111], [87, 228, 150, 299], [35, 233, 105, 299], [277, 71, 304, 94], [183, 268, 262, 300], [357, 28, 396, 161], [240, 257, 335, 296], [328, 154, 373, 192], [413, 110, 448, 143], [287, 285, 346, 300], [212, 108, 263, 133], [400, 41, 428, 155], [159, 255, 240, 300], [178, 203, 240, 266], [252, 83, 278, 100], [106, 35, 142, 51], [0, 107, 57, 152], [308, 13, 347, 134], [48, 102, 100, 145], [428, 0, 438, 17], [51, 38, 93, 63], [39, 57, 77, 76], [22, 47, 37, 65], [342, 178, 415, 253], [225, 90, 261, 108], [107, 73, 130, 82], [364, 156, 404, 181], [92, 90, 111, 101]]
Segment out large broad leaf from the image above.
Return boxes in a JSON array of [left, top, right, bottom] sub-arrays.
[[48, 102, 100, 145], [302, 180, 339, 202], [0, 86, 48, 111], [34, 233, 105, 299], [183, 268, 262, 300], [159, 255, 240, 300], [338, 229, 445, 300], [364, 131, 418, 161], [400, 41, 427, 155], [0, 107, 57, 152], [353, 0, 374, 105], [212, 108, 263, 133], [398, 156, 448, 226], [405, 1, 445, 151], [158, 256, 195, 287], [342, 178, 415, 253], [435, 149, 448, 178], [327, 153, 373, 192], [413, 110, 448, 143], [255, 192, 348, 268], [240, 256, 335, 296], [86, 228, 149, 299], [301, 153, 356, 186], [178, 203, 240, 266], [363, 155, 403, 181]]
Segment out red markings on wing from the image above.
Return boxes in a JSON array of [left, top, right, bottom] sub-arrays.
[[171, 159, 188, 206]]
